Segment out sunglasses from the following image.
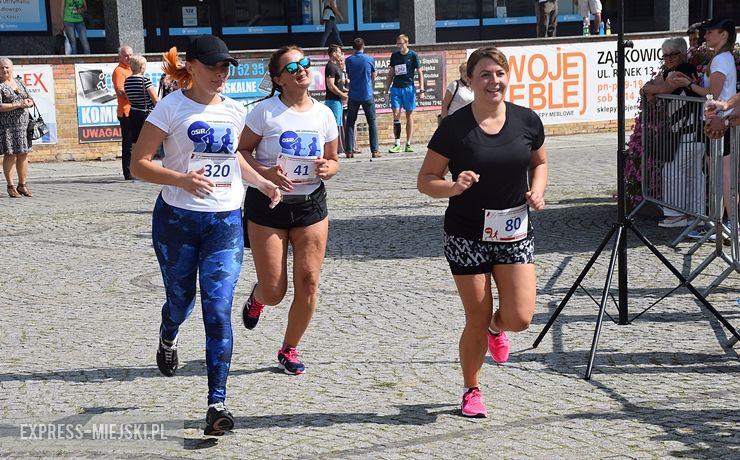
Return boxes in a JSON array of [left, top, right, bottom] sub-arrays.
[[280, 57, 311, 75], [662, 51, 681, 59]]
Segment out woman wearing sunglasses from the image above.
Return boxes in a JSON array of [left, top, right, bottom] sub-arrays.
[[239, 46, 339, 375]]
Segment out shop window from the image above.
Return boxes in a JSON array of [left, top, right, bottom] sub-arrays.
[[169, 4, 211, 28], [85, 0, 104, 29], [222, 0, 286, 27], [287, 0, 350, 26], [360, 0, 399, 27], [435, 0, 478, 20]]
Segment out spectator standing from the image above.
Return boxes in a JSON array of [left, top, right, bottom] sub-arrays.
[[536, 0, 558, 38], [130, 35, 280, 436], [0, 58, 35, 198], [319, 0, 344, 47], [61, 0, 90, 55], [577, 0, 602, 35], [384, 34, 424, 153], [641, 38, 702, 228], [345, 38, 381, 158], [417, 47, 548, 418], [679, 18, 738, 239], [324, 45, 350, 157], [123, 55, 158, 154], [439, 62, 474, 121], [112, 46, 134, 180]]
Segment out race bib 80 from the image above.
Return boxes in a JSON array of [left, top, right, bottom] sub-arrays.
[[482, 204, 528, 242]]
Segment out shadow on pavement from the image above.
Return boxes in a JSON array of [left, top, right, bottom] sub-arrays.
[[327, 203, 687, 260], [183, 403, 452, 432]]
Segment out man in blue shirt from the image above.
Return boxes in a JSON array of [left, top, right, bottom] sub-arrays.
[[345, 37, 381, 158], [384, 34, 424, 153]]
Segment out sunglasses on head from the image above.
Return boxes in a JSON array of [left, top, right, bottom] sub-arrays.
[[281, 57, 311, 75]]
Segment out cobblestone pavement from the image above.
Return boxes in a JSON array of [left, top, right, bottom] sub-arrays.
[[1, 133, 738, 458]]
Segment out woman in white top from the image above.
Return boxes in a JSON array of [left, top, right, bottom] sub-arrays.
[[439, 62, 474, 120], [672, 18, 737, 234], [130, 35, 280, 437], [239, 45, 339, 376]]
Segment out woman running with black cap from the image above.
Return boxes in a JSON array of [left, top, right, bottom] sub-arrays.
[[131, 34, 281, 436]]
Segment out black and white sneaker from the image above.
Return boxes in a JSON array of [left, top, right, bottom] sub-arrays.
[[204, 402, 234, 436], [156, 336, 178, 377]]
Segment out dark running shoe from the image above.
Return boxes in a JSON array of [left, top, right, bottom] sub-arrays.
[[204, 402, 234, 436], [241, 282, 264, 330], [156, 336, 178, 377], [277, 346, 305, 375]]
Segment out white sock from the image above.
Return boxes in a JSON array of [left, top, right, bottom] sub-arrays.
[[394, 139, 400, 146], [488, 327, 500, 335]]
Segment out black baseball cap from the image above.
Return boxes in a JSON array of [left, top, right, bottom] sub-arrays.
[[185, 35, 238, 66], [702, 18, 736, 33]]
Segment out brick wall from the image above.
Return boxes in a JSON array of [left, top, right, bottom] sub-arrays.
[[15, 32, 673, 162]]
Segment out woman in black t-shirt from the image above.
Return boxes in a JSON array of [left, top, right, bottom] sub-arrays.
[[417, 47, 548, 419]]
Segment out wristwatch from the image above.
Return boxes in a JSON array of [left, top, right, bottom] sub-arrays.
[[724, 117, 730, 127]]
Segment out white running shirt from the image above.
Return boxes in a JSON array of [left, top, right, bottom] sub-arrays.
[[245, 95, 338, 196], [146, 90, 247, 212]]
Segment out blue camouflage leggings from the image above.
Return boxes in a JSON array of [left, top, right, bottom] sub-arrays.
[[152, 195, 244, 405]]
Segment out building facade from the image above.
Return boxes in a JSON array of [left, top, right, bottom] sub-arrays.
[[1, 0, 739, 55]]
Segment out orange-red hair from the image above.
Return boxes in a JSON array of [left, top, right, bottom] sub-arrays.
[[161, 47, 191, 89]]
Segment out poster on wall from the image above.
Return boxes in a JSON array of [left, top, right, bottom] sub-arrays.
[[74, 64, 164, 143], [16, 65, 57, 145], [371, 51, 446, 113], [468, 38, 665, 125], [224, 58, 271, 110], [0, 0, 48, 32], [301, 51, 446, 112]]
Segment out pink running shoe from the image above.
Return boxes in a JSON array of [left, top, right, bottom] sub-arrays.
[[277, 347, 305, 375], [488, 330, 510, 363], [461, 388, 488, 418]]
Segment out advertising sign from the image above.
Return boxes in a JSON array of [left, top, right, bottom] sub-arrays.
[[74, 64, 164, 143], [468, 38, 665, 125], [0, 0, 48, 32], [16, 65, 57, 145], [371, 51, 446, 112]]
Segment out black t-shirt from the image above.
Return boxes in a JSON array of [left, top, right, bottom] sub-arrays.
[[662, 62, 700, 97], [428, 102, 545, 239], [325, 61, 345, 101]]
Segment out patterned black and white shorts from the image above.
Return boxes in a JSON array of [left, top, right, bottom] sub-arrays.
[[444, 233, 534, 275]]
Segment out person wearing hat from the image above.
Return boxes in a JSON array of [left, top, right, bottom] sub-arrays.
[[670, 18, 737, 240], [130, 34, 281, 437]]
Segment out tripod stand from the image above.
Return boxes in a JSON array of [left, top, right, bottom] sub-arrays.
[[531, 2, 740, 380]]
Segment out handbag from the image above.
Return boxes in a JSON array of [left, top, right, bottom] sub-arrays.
[[27, 105, 49, 141], [18, 80, 49, 140]]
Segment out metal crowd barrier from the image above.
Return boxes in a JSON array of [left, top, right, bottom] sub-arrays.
[[630, 94, 708, 245], [631, 94, 739, 301], [688, 127, 740, 298]]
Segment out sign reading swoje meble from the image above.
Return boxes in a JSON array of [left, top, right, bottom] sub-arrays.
[[469, 38, 666, 125]]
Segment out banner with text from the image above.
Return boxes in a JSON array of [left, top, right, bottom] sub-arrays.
[[468, 38, 664, 125], [17, 65, 57, 145], [225, 52, 446, 113], [0, 0, 48, 32], [74, 64, 164, 143]]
